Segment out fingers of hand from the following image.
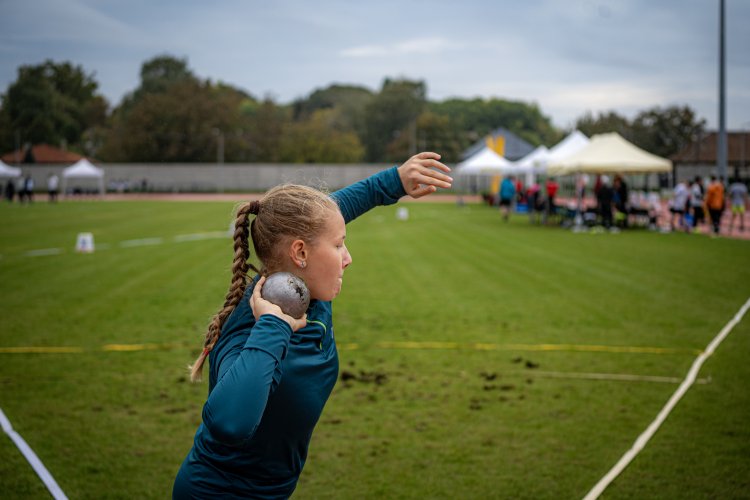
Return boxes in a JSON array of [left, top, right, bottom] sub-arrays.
[[416, 152, 441, 160], [413, 172, 451, 189], [411, 185, 436, 198], [291, 314, 308, 331], [417, 167, 453, 186], [418, 158, 451, 173]]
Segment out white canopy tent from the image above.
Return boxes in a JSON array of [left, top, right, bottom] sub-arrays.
[[455, 146, 515, 175], [535, 130, 590, 173], [0, 159, 22, 177], [513, 145, 549, 185], [546, 132, 672, 175], [62, 158, 105, 195]]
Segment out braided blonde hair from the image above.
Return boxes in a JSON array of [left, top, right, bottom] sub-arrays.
[[189, 185, 338, 381]]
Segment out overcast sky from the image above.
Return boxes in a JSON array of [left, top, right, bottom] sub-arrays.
[[1, 0, 749, 132]]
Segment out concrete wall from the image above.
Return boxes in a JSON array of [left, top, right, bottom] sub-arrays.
[[6, 163, 401, 194]]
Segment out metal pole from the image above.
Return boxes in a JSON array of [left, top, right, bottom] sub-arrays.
[[717, 0, 727, 181]]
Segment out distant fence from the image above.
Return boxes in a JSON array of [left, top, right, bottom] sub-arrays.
[[7, 162, 733, 197], [7, 163, 406, 194]]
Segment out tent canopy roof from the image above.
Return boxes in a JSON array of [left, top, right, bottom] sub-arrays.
[[0, 159, 21, 177], [455, 147, 514, 175], [62, 159, 104, 178], [513, 145, 549, 169], [547, 133, 672, 174]]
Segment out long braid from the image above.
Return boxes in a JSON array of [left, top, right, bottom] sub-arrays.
[[189, 202, 257, 381], [188, 187, 337, 382]]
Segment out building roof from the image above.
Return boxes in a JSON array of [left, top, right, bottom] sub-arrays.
[[1, 144, 84, 165], [461, 127, 535, 161], [670, 131, 750, 166]]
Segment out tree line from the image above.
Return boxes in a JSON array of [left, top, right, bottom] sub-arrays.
[[0, 55, 705, 164]]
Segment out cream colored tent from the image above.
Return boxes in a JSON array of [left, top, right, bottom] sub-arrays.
[[547, 132, 671, 175]]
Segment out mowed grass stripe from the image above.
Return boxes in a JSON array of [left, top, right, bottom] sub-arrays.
[[0, 341, 699, 355], [1, 201, 749, 499]]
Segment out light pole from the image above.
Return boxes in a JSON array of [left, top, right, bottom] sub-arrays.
[[717, 0, 727, 181], [740, 121, 750, 179]]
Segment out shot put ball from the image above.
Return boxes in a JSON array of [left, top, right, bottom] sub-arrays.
[[260, 272, 310, 319]]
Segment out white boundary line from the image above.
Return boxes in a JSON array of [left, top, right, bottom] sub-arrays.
[[583, 296, 750, 500], [15, 231, 230, 258], [0, 407, 68, 499], [24, 248, 63, 257]]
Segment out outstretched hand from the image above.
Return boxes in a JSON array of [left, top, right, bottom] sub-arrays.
[[397, 152, 453, 199], [250, 276, 308, 332]]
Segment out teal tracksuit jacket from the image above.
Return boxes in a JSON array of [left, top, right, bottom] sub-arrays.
[[173, 167, 406, 499]]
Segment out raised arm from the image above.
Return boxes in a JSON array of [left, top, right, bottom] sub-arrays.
[[332, 152, 452, 223], [200, 279, 306, 447], [200, 314, 292, 447]]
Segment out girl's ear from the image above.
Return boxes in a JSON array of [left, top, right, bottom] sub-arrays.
[[288, 239, 308, 268]]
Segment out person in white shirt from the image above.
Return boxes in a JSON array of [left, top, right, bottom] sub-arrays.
[[669, 180, 689, 230], [47, 173, 59, 203], [728, 179, 748, 233]]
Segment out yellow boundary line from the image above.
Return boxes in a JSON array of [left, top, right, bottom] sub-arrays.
[[0, 341, 701, 355]]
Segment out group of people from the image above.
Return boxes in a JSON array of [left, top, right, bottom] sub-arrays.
[[3, 172, 59, 203], [594, 174, 630, 229], [493, 172, 749, 237], [496, 175, 559, 222], [669, 176, 748, 235]]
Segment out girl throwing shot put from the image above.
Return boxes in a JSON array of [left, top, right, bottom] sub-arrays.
[[173, 152, 452, 498]]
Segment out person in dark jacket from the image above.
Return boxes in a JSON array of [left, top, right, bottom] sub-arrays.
[[598, 175, 615, 229], [173, 152, 452, 499]]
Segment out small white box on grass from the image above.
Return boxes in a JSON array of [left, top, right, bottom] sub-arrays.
[[76, 232, 95, 253]]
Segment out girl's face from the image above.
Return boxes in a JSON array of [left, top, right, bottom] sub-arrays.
[[303, 209, 352, 301]]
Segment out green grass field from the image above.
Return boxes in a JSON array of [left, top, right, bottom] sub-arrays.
[[1, 200, 749, 499]]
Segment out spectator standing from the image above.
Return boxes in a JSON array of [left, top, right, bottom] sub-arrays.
[[689, 176, 705, 231], [47, 173, 59, 203], [526, 182, 541, 223], [3, 179, 13, 202], [597, 175, 615, 229], [16, 175, 26, 202], [24, 174, 34, 203], [613, 175, 629, 228], [669, 180, 690, 231], [514, 177, 525, 204], [499, 175, 516, 222], [544, 176, 559, 223], [705, 176, 725, 236], [728, 179, 748, 233]]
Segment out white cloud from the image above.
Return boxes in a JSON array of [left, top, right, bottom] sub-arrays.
[[340, 37, 461, 58], [340, 45, 390, 58], [1, 0, 748, 128]]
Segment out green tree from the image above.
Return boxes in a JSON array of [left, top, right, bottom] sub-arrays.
[[571, 105, 705, 158], [0, 60, 108, 154], [630, 105, 705, 158], [99, 55, 257, 162], [101, 79, 249, 162], [292, 84, 373, 136], [363, 79, 427, 162], [430, 97, 561, 152], [574, 111, 631, 139], [279, 109, 364, 163], [386, 111, 463, 162], [238, 98, 289, 162]]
